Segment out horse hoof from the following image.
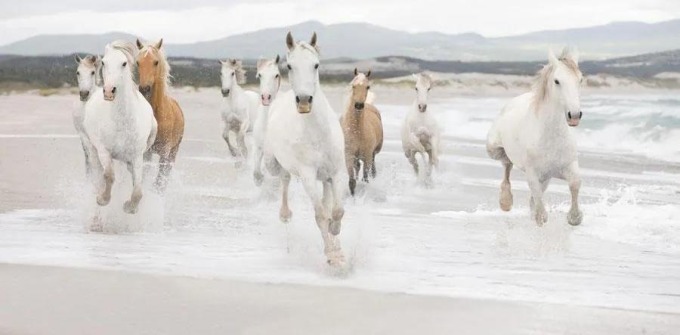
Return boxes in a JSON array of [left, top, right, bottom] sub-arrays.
[[568, 209, 583, 226], [96, 194, 110, 206], [534, 211, 547, 226], [89, 216, 103, 232], [326, 252, 346, 268], [123, 201, 138, 214], [253, 171, 264, 186], [279, 208, 292, 223]]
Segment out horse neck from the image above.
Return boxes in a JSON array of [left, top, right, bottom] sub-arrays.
[[111, 74, 139, 116], [536, 99, 570, 138], [227, 83, 245, 104], [151, 74, 168, 110]]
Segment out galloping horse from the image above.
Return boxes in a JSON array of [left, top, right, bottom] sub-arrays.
[[219, 59, 259, 160], [487, 48, 584, 226], [136, 38, 185, 192], [401, 73, 440, 182], [74, 54, 101, 177], [253, 55, 282, 185], [83, 41, 157, 215], [265, 32, 347, 266], [340, 68, 383, 196]]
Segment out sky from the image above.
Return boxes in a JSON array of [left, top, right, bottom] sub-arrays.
[[1, 0, 679, 46]]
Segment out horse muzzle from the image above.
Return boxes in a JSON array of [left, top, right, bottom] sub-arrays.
[[139, 85, 152, 100], [221, 89, 230, 97], [261, 94, 272, 106], [418, 104, 428, 113], [296, 95, 313, 114], [567, 111, 582, 127], [354, 102, 365, 111], [103, 87, 116, 101], [79, 91, 90, 101]]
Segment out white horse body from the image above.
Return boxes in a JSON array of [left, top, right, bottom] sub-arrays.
[[219, 59, 259, 159], [486, 48, 583, 226], [252, 56, 282, 185], [265, 32, 347, 266], [83, 41, 157, 217], [401, 73, 440, 180]]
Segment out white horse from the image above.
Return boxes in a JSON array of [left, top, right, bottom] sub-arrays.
[[252, 55, 282, 185], [401, 73, 440, 182], [83, 40, 157, 215], [74, 54, 101, 177], [219, 59, 259, 160], [486, 48, 584, 226], [265, 32, 347, 266]]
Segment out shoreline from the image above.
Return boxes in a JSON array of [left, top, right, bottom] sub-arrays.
[[1, 263, 677, 335]]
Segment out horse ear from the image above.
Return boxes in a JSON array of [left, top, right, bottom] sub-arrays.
[[74, 54, 82, 64], [86, 55, 97, 64], [548, 49, 559, 66], [286, 32, 295, 51], [275, 55, 280, 64], [219, 59, 226, 66], [354, 68, 358, 76], [310, 32, 317, 47], [411, 73, 418, 81], [561, 46, 579, 64], [366, 70, 371, 78], [155, 38, 163, 50], [136, 38, 144, 50]]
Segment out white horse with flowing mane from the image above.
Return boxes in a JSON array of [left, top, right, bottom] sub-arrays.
[[401, 73, 440, 183], [487, 47, 584, 226], [74, 54, 101, 177], [83, 40, 157, 217], [265, 32, 347, 266], [219, 59, 259, 160], [252, 55, 282, 186]]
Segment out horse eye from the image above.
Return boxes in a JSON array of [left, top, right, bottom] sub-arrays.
[[428, 88, 431, 91], [231, 72, 235, 76], [122, 62, 127, 67], [91, 71, 95, 75], [554, 79, 560, 85], [76, 71, 80, 75], [314, 64, 319, 70], [154, 60, 159, 66], [367, 85, 370, 90], [275, 74, 280, 79], [415, 87, 418, 91], [287, 64, 292, 70]]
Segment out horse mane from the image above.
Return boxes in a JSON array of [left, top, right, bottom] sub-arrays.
[[81, 55, 102, 86], [295, 41, 320, 56], [416, 72, 433, 88], [532, 49, 582, 109], [107, 40, 137, 69], [226, 59, 247, 85], [139, 43, 172, 91]]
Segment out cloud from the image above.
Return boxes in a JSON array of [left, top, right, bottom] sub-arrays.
[[1, 0, 678, 46]]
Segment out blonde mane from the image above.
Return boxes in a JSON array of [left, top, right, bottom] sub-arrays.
[[139, 43, 172, 91]]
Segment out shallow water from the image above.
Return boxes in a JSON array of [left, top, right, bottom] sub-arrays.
[[0, 89, 678, 314]]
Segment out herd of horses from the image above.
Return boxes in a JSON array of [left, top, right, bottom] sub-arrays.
[[74, 32, 584, 266]]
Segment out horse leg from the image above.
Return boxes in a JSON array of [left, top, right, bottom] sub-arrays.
[[236, 130, 248, 160], [300, 170, 343, 266], [405, 150, 419, 175], [223, 127, 238, 157], [527, 169, 548, 226], [500, 161, 514, 211], [154, 144, 179, 193], [561, 162, 583, 226], [328, 175, 345, 237], [370, 151, 377, 179], [253, 145, 264, 186], [95, 148, 114, 206], [346, 155, 357, 196], [362, 153, 374, 183], [143, 149, 153, 178], [123, 157, 144, 214], [279, 171, 292, 222]]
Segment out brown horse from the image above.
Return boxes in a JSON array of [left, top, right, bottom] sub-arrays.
[[136, 38, 185, 192], [340, 68, 384, 196]]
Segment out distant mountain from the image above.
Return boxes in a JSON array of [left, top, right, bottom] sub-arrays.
[[1, 20, 679, 61]]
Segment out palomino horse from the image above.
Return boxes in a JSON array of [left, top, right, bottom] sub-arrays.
[[340, 68, 383, 196], [219, 59, 259, 160], [253, 55, 282, 185], [265, 32, 347, 266], [136, 38, 185, 192], [74, 54, 101, 177], [401, 73, 440, 182], [83, 40, 157, 215], [487, 47, 584, 226]]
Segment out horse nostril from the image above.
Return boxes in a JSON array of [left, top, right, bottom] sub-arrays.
[[308, 96, 313, 103], [296, 96, 300, 103], [111, 87, 117, 94], [579, 111, 583, 119], [568, 112, 572, 119]]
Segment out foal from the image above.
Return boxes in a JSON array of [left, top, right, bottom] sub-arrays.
[[340, 68, 383, 195]]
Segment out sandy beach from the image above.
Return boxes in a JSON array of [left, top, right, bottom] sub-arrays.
[[1, 86, 679, 334]]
